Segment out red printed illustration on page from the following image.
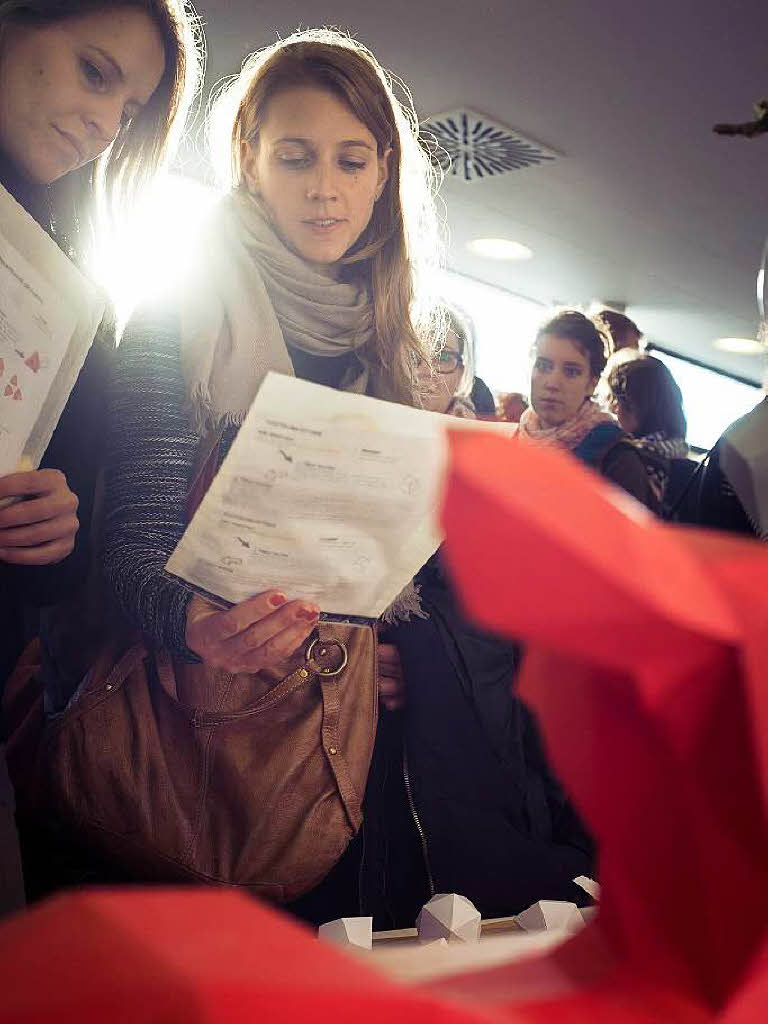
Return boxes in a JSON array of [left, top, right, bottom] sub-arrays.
[[0, 228, 78, 474], [3, 373, 22, 401]]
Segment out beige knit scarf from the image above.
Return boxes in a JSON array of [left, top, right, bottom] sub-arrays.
[[178, 189, 425, 622], [179, 189, 376, 429]]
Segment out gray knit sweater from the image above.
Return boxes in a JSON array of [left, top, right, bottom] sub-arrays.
[[102, 311, 355, 654], [102, 312, 202, 654]]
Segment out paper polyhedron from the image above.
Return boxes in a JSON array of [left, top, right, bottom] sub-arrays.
[[416, 894, 481, 945], [573, 875, 601, 901], [318, 917, 373, 950], [516, 900, 583, 933]]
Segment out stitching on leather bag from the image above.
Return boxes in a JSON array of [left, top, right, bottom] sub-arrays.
[[152, 649, 221, 864], [185, 721, 216, 865], [44, 644, 149, 739], [191, 663, 317, 726], [185, 669, 240, 864], [76, 819, 286, 899]]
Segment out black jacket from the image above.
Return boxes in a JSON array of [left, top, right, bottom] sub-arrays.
[[389, 556, 594, 920]]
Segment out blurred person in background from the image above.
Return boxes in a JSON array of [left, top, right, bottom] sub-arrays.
[[604, 354, 696, 515], [694, 396, 768, 537], [498, 391, 529, 423], [414, 306, 476, 416], [594, 309, 643, 353], [520, 310, 655, 508]]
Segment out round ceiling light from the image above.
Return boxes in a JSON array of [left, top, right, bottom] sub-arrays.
[[467, 237, 533, 261], [713, 336, 764, 355]]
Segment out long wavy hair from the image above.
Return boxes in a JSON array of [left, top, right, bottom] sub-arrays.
[[209, 27, 445, 403], [0, 0, 203, 255]]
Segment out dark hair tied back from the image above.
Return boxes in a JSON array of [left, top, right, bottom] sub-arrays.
[[536, 309, 609, 378]]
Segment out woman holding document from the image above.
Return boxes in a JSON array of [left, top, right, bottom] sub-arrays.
[[65, 28, 594, 923], [0, 0, 201, 913], [101, 28, 443, 690]]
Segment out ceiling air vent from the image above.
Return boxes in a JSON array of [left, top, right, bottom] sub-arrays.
[[422, 108, 558, 183]]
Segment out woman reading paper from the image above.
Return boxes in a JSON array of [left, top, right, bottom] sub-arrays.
[[56, 30, 596, 923], [0, 0, 201, 913]]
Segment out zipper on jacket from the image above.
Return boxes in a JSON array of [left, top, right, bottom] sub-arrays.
[[402, 743, 435, 898]]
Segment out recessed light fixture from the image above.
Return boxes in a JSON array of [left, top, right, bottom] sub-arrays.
[[713, 336, 764, 355], [467, 237, 533, 261]]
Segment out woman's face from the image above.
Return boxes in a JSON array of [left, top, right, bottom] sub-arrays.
[[415, 330, 464, 413], [242, 86, 390, 272], [530, 333, 598, 428], [0, 8, 166, 185]]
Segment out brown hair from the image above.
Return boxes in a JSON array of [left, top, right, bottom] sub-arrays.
[[209, 28, 445, 403], [594, 309, 642, 353], [536, 310, 610, 378], [607, 354, 687, 439], [0, 0, 203, 251]]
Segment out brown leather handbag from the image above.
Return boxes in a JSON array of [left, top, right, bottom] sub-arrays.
[[40, 622, 378, 902], [37, 430, 379, 903]]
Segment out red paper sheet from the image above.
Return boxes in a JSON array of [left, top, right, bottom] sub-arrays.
[[439, 431, 768, 1017], [2, 432, 768, 1022], [0, 889, 489, 1024]]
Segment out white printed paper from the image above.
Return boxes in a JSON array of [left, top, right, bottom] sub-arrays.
[[167, 373, 514, 618], [0, 185, 105, 475]]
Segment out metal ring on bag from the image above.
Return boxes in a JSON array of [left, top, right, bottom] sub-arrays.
[[306, 636, 348, 676]]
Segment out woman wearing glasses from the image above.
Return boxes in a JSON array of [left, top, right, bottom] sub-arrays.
[[415, 307, 485, 417]]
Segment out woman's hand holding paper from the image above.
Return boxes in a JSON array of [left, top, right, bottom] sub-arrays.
[[0, 468, 79, 565], [185, 591, 320, 673]]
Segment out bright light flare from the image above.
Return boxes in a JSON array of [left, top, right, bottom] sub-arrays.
[[93, 173, 222, 326]]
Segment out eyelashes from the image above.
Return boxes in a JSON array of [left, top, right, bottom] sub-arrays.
[[534, 359, 584, 379], [80, 58, 106, 90], [276, 155, 367, 173]]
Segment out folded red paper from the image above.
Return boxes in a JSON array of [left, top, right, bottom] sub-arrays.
[[0, 889, 486, 1024], [439, 431, 768, 1017], [2, 433, 767, 1023]]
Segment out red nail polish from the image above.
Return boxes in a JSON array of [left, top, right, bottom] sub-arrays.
[[298, 606, 319, 621], [268, 592, 287, 609]]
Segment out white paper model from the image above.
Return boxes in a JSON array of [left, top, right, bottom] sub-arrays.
[[0, 185, 105, 476], [515, 900, 583, 933], [318, 917, 373, 950], [167, 373, 514, 618], [572, 875, 601, 901], [416, 893, 481, 944]]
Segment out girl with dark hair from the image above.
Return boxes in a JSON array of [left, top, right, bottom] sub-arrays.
[[0, 0, 202, 914], [604, 354, 692, 509], [519, 310, 655, 505]]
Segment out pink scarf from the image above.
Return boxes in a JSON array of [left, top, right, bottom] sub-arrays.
[[517, 399, 616, 450]]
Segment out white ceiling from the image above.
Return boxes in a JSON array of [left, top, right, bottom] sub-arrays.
[[189, 0, 768, 381]]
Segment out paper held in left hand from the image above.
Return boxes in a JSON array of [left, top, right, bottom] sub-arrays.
[[0, 184, 105, 476], [166, 373, 514, 618]]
